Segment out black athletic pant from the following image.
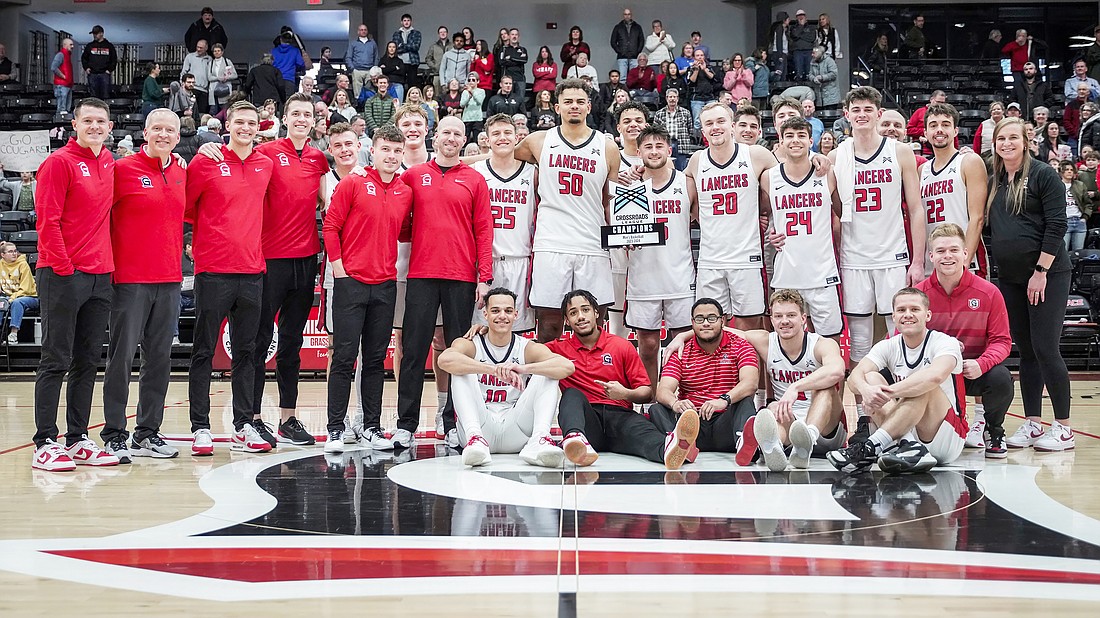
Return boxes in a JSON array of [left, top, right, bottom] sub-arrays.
[[999, 270, 1071, 420], [556, 388, 665, 463], [966, 362, 1015, 442], [32, 268, 112, 448], [102, 283, 180, 443], [189, 273, 263, 433], [328, 278, 396, 432], [396, 278, 476, 434], [648, 397, 756, 452], [253, 256, 318, 415]]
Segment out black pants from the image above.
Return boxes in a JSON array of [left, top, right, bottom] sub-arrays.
[[102, 283, 181, 443], [328, 278, 396, 432], [396, 278, 476, 433], [189, 273, 263, 432], [648, 397, 755, 452], [556, 388, 665, 463], [999, 271, 1071, 420], [966, 362, 1015, 441], [253, 256, 318, 415], [33, 269, 113, 447]]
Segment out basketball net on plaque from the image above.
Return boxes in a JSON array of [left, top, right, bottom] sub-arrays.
[[602, 181, 666, 248]]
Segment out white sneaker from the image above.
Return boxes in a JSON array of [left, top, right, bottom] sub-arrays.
[[324, 429, 345, 453], [788, 419, 814, 470], [341, 425, 363, 445], [752, 409, 788, 472], [362, 426, 395, 450], [32, 440, 76, 472], [461, 435, 492, 467], [391, 428, 414, 449], [965, 419, 987, 449], [1006, 420, 1045, 449], [519, 435, 565, 468], [171, 336, 182, 346], [434, 408, 445, 438], [7, 331, 18, 345], [231, 424, 272, 453], [65, 436, 120, 467], [1034, 421, 1075, 452], [191, 429, 214, 456], [562, 431, 599, 466], [444, 428, 460, 448]]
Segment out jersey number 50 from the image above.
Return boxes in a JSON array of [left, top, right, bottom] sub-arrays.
[[558, 171, 584, 196], [854, 187, 882, 212]]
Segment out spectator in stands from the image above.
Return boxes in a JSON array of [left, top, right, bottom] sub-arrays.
[[1064, 83, 1092, 155], [391, 13, 421, 89], [348, 24, 380, 99], [560, 26, 589, 75], [177, 233, 194, 344], [422, 84, 440, 126], [746, 48, 769, 109], [471, 40, 494, 91], [867, 33, 890, 88], [169, 75, 197, 118], [440, 33, 471, 92], [181, 40, 212, 108], [674, 44, 695, 73], [832, 115, 851, 142], [363, 76, 398, 136], [1079, 102, 1100, 155], [1060, 161, 1090, 250], [532, 46, 558, 94], [82, 25, 117, 100], [723, 53, 754, 104], [687, 48, 722, 127], [818, 130, 836, 156], [273, 33, 306, 98], [604, 88, 632, 137], [1032, 106, 1050, 130], [816, 14, 841, 60], [0, 241, 37, 345], [317, 46, 336, 79], [987, 117, 1074, 452], [689, 31, 710, 61], [654, 88, 694, 165], [501, 28, 530, 102], [529, 90, 557, 131], [625, 53, 655, 91], [378, 41, 407, 102], [1079, 151, 1100, 226], [972, 100, 1004, 157], [599, 70, 624, 110], [768, 12, 790, 80], [901, 14, 926, 60], [0, 43, 13, 84], [459, 73, 486, 141], [801, 98, 824, 149], [788, 10, 816, 80], [204, 117, 222, 139], [440, 78, 463, 117], [140, 62, 166, 116], [208, 43, 237, 114], [425, 27, 450, 92], [907, 90, 947, 156], [487, 75, 522, 116], [50, 38, 75, 116], [185, 8, 227, 53], [173, 117, 203, 162], [331, 88, 357, 120], [1038, 121, 1068, 164], [1064, 59, 1100, 101], [296, 76, 320, 104], [322, 74, 351, 104], [244, 53, 285, 110], [979, 30, 1002, 60], [1006, 101, 1022, 118], [808, 45, 839, 109], [1002, 29, 1045, 84], [0, 163, 35, 213], [309, 117, 329, 150], [771, 84, 815, 108], [644, 20, 675, 68], [1087, 26, 1100, 82], [611, 9, 645, 79]]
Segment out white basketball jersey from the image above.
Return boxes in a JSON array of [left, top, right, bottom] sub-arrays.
[[840, 137, 909, 269], [473, 160, 536, 258], [695, 145, 764, 270], [767, 331, 823, 416], [769, 164, 840, 289], [920, 152, 974, 273], [864, 330, 965, 420], [627, 171, 695, 300], [474, 334, 530, 412], [534, 128, 610, 256]]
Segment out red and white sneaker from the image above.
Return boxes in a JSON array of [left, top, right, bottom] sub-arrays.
[[192, 429, 215, 456], [461, 434, 491, 467], [663, 408, 700, 470], [232, 424, 273, 453], [1034, 421, 1075, 452], [562, 431, 599, 467], [735, 416, 759, 466], [65, 437, 120, 467], [964, 419, 987, 449], [1006, 420, 1045, 449], [32, 440, 76, 472]]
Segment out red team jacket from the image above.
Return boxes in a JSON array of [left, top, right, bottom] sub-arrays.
[[256, 139, 330, 260], [35, 138, 115, 276], [916, 270, 1012, 374], [323, 168, 413, 284], [111, 147, 186, 284]]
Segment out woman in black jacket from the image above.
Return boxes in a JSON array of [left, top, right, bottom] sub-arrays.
[[378, 41, 406, 102], [987, 117, 1074, 451]]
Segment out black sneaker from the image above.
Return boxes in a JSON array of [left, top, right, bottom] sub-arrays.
[[850, 416, 871, 445], [877, 439, 937, 475], [827, 440, 878, 474], [253, 419, 279, 449], [104, 436, 132, 464], [985, 433, 1008, 459], [278, 416, 316, 445]]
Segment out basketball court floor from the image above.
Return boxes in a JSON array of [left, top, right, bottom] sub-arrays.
[[2, 377, 1100, 616]]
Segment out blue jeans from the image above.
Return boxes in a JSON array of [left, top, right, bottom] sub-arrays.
[[54, 85, 72, 115], [1065, 216, 1087, 251], [690, 99, 712, 129], [87, 73, 112, 100], [175, 293, 195, 337], [793, 50, 812, 79], [392, 83, 405, 103], [617, 58, 639, 79], [3, 296, 39, 329]]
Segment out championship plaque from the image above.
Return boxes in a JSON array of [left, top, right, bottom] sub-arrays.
[[602, 181, 666, 248]]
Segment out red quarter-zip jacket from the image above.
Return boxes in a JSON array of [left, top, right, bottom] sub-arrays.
[[916, 270, 1012, 374], [323, 167, 412, 284], [35, 138, 115, 275], [111, 146, 186, 284], [256, 139, 330, 259], [185, 145, 273, 274]]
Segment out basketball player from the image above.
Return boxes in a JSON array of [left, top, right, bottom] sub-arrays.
[[734, 105, 763, 146], [829, 287, 967, 474], [919, 103, 989, 277], [32, 98, 120, 471], [625, 125, 696, 392], [322, 124, 413, 454], [186, 100, 274, 455], [471, 114, 537, 333], [439, 288, 574, 467], [761, 117, 843, 338], [101, 109, 185, 462], [514, 78, 622, 342], [607, 101, 651, 339], [730, 290, 847, 472]]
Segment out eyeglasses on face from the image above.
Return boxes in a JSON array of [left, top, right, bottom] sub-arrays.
[[692, 315, 721, 324]]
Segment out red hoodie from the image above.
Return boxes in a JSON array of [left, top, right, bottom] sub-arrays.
[[916, 270, 1012, 375], [111, 146, 186, 284], [323, 167, 413, 284], [256, 139, 330, 260], [35, 137, 115, 276], [185, 145, 273, 274]]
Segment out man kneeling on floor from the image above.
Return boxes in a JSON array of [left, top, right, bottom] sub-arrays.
[[728, 289, 848, 472], [547, 289, 699, 469], [650, 297, 759, 460], [828, 287, 967, 474], [439, 287, 575, 467]]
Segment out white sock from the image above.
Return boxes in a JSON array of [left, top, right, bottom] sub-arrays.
[[856, 403, 866, 419], [755, 389, 767, 410], [973, 403, 986, 422], [869, 428, 894, 453], [847, 315, 874, 365], [807, 424, 821, 445], [437, 392, 448, 412]]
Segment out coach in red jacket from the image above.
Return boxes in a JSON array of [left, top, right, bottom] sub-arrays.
[[393, 115, 494, 448], [916, 223, 1013, 457]]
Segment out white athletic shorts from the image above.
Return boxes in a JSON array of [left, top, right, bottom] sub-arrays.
[[696, 267, 766, 318], [529, 251, 615, 308], [394, 279, 443, 329], [610, 272, 628, 312], [452, 374, 561, 453], [792, 285, 843, 337], [905, 413, 966, 466], [474, 256, 534, 332], [625, 296, 694, 331], [841, 266, 906, 316]]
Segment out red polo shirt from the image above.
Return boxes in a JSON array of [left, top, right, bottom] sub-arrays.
[[35, 138, 115, 276], [111, 147, 186, 283], [546, 330, 650, 409], [256, 139, 330, 259], [662, 331, 758, 407]]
